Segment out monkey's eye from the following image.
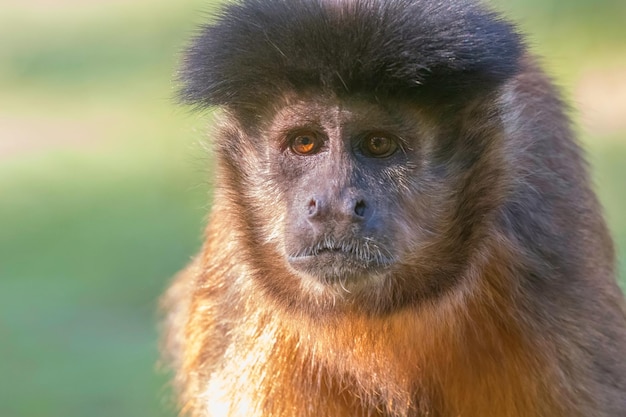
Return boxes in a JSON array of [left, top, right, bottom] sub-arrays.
[[361, 133, 398, 158], [289, 132, 322, 156]]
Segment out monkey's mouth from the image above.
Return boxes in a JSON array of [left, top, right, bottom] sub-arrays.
[[286, 238, 395, 282]]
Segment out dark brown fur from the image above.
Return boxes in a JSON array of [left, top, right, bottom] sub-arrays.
[[162, 1, 626, 416]]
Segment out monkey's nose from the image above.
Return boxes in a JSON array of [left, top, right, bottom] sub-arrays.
[[307, 196, 367, 223]]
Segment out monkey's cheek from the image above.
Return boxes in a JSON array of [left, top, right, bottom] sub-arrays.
[[287, 252, 392, 285]]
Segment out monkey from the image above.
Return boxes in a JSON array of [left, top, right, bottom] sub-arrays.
[[160, 0, 626, 416]]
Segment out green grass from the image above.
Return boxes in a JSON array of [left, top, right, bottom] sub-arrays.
[[0, 3, 213, 416], [0, 1, 625, 416], [0, 116, 211, 417], [590, 141, 626, 281]]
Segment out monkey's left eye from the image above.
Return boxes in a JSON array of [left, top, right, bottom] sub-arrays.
[[289, 132, 322, 156], [360, 134, 398, 158]]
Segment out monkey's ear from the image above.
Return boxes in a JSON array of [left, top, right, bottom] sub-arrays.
[[178, 0, 524, 110]]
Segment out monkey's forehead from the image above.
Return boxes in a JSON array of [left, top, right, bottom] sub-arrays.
[[179, 0, 523, 111]]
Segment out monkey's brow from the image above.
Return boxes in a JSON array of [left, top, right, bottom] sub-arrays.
[[273, 123, 323, 139]]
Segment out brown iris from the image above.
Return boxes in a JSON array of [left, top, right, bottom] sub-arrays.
[[361, 133, 398, 158], [290, 132, 321, 155]]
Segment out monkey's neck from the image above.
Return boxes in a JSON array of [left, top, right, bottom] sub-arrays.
[[228, 246, 566, 417], [289, 298, 553, 415], [195, 237, 568, 417]]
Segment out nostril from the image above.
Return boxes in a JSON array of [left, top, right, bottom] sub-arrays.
[[354, 200, 366, 218], [307, 198, 318, 216]]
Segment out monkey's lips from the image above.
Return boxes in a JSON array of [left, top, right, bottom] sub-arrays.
[[287, 241, 395, 282]]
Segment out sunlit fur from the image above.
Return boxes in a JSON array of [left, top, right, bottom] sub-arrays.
[[161, 1, 626, 416]]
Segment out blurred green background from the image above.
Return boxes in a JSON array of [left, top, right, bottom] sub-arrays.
[[0, 0, 624, 416]]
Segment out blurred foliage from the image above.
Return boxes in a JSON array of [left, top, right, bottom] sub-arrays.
[[0, 1, 624, 417]]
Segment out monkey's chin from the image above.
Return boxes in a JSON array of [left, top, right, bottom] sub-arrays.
[[287, 251, 393, 287]]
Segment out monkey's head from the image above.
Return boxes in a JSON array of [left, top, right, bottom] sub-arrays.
[[181, 0, 523, 314]]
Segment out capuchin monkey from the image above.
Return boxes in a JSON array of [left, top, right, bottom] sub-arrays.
[[161, 0, 626, 416]]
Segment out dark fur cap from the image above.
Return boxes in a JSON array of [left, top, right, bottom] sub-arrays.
[[180, 0, 523, 110]]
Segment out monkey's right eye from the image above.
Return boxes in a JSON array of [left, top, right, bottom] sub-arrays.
[[289, 132, 322, 156]]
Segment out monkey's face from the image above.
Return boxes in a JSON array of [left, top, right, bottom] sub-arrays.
[[234, 94, 459, 301]]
